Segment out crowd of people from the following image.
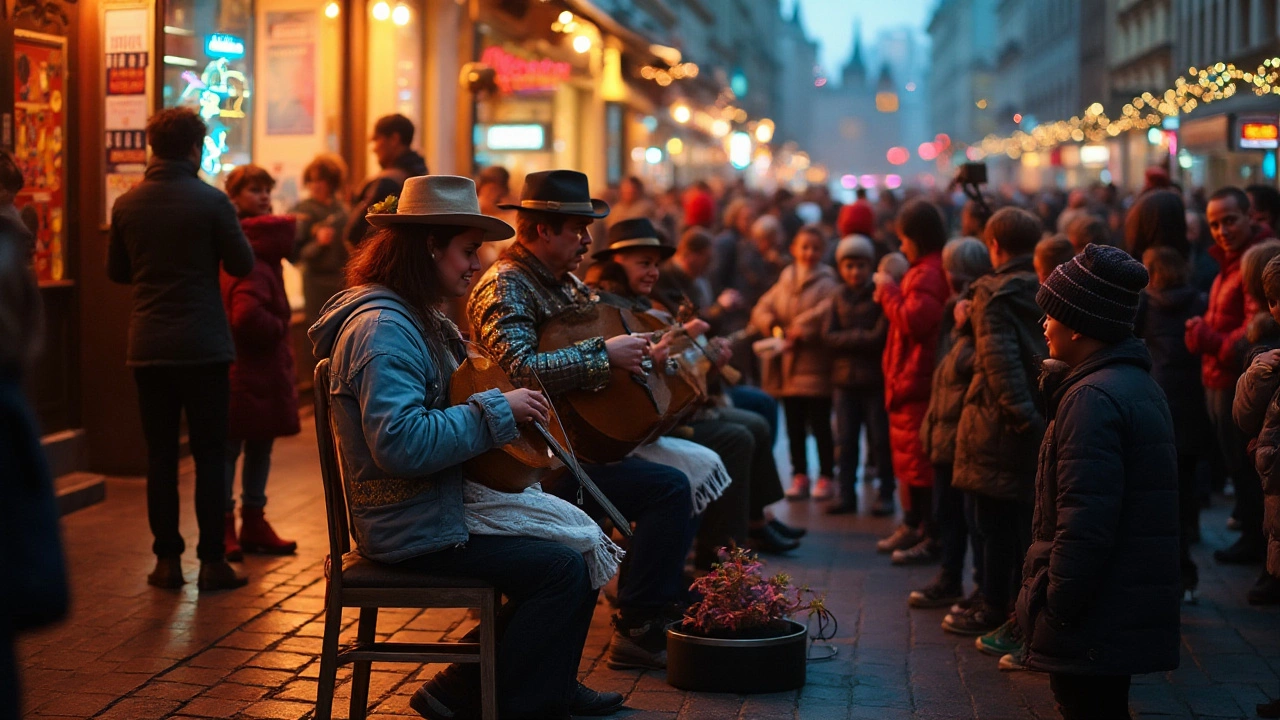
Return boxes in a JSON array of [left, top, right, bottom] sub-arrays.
[[4, 101, 1280, 719]]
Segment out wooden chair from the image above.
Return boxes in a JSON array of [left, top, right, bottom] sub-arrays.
[[312, 359, 499, 720]]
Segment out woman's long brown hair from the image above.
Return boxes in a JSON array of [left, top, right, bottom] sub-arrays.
[[345, 224, 468, 321]]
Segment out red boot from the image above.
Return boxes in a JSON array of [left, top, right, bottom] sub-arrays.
[[239, 507, 297, 555], [224, 512, 243, 562]]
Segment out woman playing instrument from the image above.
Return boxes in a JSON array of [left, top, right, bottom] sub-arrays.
[[308, 176, 623, 720], [588, 218, 803, 565]]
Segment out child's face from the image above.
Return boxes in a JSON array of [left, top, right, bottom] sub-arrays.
[[1034, 256, 1051, 283], [839, 257, 872, 287], [791, 232, 824, 269], [232, 182, 273, 217]]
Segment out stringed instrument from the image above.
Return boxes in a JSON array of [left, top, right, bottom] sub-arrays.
[[537, 302, 701, 464]]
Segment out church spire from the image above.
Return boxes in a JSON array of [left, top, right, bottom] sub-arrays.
[[842, 18, 866, 89]]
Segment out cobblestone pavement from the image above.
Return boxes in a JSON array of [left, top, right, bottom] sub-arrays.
[[17, 417, 1280, 719]]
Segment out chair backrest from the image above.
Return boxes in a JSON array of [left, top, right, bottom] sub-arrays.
[[314, 359, 352, 563]]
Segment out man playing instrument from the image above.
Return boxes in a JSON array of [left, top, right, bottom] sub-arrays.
[[468, 170, 695, 671]]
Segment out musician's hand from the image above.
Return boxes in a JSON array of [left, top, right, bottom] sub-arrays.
[[503, 388, 550, 425], [716, 289, 743, 310], [682, 318, 711, 337], [784, 323, 805, 342], [606, 334, 649, 374], [709, 336, 733, 365], [649, 339, 671, 366]]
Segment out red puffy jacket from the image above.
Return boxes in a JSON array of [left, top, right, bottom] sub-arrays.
[[222, 214, 301, 441], [880, 251, 949, 489], [1185, 226, 1273, 390]]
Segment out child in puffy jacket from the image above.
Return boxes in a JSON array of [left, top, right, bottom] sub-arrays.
[[822, 234, 892, 515], [873, 200, 950, 558], [222, 164, 300, 562]]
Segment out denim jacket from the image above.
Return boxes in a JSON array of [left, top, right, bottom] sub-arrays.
[[310, 285, 519, 563]]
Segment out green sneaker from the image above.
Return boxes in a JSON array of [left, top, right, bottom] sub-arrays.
[[998, 645, 1028, 672], [974, 618, 1023, 657]]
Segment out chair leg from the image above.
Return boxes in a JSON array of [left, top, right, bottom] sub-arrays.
[[314, 582, 343, 720], [478, 590, 499, 720], [348, 606, 378, 720]]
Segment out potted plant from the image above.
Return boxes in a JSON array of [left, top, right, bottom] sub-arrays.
[[665, 546, 834, 693]]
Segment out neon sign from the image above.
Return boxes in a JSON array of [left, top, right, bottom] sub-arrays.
[[484, 124, 547, 151], [481, 46, 571, 94], [1240, 120, 1280, 150], [206, 33, 246, 58], [179, 58, 250, 176]]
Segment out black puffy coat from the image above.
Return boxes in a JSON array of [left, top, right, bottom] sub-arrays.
[[921, 296, 975, 466], [1135, 285, 1209, 456], [953, 257, 1047, 501], [821, 282, 887, 390], [1017, 338, 1180, 677]]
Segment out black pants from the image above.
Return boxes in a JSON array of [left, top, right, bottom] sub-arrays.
[[834, 387, 894, 500], [133, 364, 230, 562], [782, 396, 834, 478], [934, 464, 970, 584], [1049, 673, 1131, 720], [686, 416, 753, 568], [401, 535, 597, 719], [974, 494, 1033, 615], [1206, 386, 1265, 548], [1178, 453, 1200, 578]]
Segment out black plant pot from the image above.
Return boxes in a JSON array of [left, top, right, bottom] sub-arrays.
[[665, 619, 807, 693]]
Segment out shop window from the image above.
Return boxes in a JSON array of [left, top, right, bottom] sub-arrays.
[[365, 0, 422, 174], [162, 0, 255, 186]]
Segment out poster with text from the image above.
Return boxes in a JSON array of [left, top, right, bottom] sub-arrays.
[[14, 32, 67, 283], [264, 11, 316, 136], [104, 6, 151, 217]]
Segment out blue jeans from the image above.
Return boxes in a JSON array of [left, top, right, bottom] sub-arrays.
[[727, 385, 778, 446], [225, 438, 273, 512], [399, 535, 596, 719], [547, 456, 692, 610]]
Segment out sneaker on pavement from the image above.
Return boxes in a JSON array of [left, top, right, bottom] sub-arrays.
[[147, 555, 184, 589], [942, 605, 1004, 636], [908, 577, 964, 609], [197, 560, 248, 591], [950, 589, 983, 616], [876, 524, 921, 554], [607, 613, 668, 670], [998, 646, 1029, 672], [975, 618, 1023, 657], [812, 476, 835, 500], [826, 496, 858, 515], [746, 523, 800, 555], [767, 518, 807, 539], [891, 537, 940, 566], [785, 474, 810, 501], [572, 682, 625, 716]]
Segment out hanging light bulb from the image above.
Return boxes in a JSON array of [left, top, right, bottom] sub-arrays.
[[572, 34, 592, 54], [391, 3, 410, 25], [324, 1, 340, 17], [371, 1, 390, 20]]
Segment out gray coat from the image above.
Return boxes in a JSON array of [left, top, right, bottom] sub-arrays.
[[310, 285, 518, 563], [1017, 338, 1180, 677], [108, 159, 254, 366], [952, 257, 1046, 501]]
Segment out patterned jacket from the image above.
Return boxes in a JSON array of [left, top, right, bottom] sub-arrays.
[[467, 242, 612, 396]]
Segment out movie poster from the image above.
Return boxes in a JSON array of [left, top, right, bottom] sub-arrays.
[[264, 11, 316, 136], [13, 32, 67, 283]]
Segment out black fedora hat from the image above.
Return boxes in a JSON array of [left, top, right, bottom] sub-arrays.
[[593, 217, 675, 260], [498, 169, 610, 218]]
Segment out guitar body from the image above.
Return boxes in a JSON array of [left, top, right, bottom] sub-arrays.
[[449, 351, 568, 492]]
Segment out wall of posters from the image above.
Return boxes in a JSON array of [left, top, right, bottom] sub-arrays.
[[13, 31, 67, 283], [103, 6, 152, 216], [264, 11, 315, 136]]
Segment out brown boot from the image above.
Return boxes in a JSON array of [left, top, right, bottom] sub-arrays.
[[224, 511, 243, 561], [147, 555, 184, 589], [239, 507, 297, 555], [197, 560, 248, 591]]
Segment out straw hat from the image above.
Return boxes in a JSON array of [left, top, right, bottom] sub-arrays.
[[366, 175, 514, 241]]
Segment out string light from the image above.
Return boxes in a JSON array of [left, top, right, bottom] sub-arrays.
[[971, 59, 1280, 159]]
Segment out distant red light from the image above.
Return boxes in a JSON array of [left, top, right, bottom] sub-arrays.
[[917, 142, 939, 161], [887, 147, 909, 165]]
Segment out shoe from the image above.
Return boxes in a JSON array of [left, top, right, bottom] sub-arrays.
[[767, 518, 807, 539], [811, 476, 835, 500], [826, 497, 858, 515], [1227, 515, 1243, 531], [747, 524, 801, 555], [942, 605, 1004, 636], [975, 618, 1023, 657], [572, 682, 625, 716], [1181, 564, 1199, 604], [223, 512, 243, 561], [998, 646, 1028, 672], [891, 537, 940, 566], [908, 577, 964, 609], [1260, 698, 1280, 718], [1214, 537, 1265, 565], [950, 589, 984, 616], [608, 613, 668, 670], [409, 685, 471, 720], [876, 525, 921, 554], [870, 497, 895, 517], [785, 474, 810, 500], [197, 560, 249, 591], [147, 555, 184, 589], [239, 507, 297, 555], [1247, 572, 1280, 606]]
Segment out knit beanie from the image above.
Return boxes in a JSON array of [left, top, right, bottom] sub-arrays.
[[835, 234, 876, 263], [1036, 243, 1149, 342], [837, 201, 876, 237]]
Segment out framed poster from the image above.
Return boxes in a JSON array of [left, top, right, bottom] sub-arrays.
[[103, 6, 152, 217], [13, 30, 68, 284]]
